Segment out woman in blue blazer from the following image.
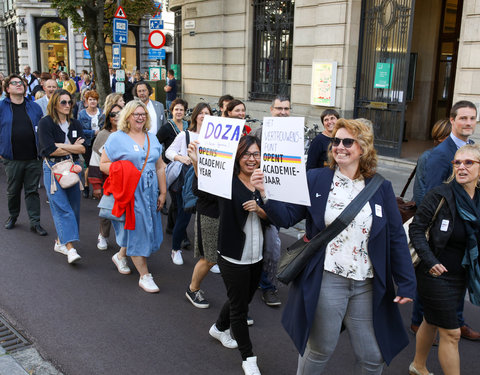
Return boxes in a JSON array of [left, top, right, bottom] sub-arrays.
[[252, 119, 416, 374]]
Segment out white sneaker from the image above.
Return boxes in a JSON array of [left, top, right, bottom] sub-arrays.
[[139, 273, 159, 293], [97, 234, 108, 250], [54, 241, 68, 255], [112, 252, 131, 274], [210, 264, 220, 274], [242, 356, 261, 375], [209, 324, 238, 349], [171, 250, 183, 265], [67, 248, 81, 264]]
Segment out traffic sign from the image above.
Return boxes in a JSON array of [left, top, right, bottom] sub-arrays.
[[83, 36, 88, 50], [148, 48, 165, 60], [148, 30, 165, 49], [113, 18, 128, 44], [112, 44, 121, 69], [116, 69, 125, 82], [83, 50, 91, 59], [149, 19, 164, 30], [114, 6, 127, 19], [115, 82, 125, 94]]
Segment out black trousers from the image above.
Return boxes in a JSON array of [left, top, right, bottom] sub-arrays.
[[3, 159, 42, 225], [216, 256, 263, 360]]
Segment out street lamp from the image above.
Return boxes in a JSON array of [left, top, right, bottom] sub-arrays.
[[16, 17, 26, 34]]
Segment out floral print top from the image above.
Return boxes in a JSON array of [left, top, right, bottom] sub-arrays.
[[323, 168, 373, 280]]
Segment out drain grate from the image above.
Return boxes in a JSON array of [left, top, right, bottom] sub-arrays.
[[0, 315, 31, 352]]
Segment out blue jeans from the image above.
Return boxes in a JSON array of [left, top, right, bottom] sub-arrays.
[[172, 190, 192, 250], [43, 161, 81, 245], [166, 100, 173, 119], [259, 270, 276, 291], [411, 290, 466, 326], [297, 271, 384, 375]]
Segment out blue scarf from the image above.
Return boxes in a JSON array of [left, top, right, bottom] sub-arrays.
[[452, 180, 480, 306]]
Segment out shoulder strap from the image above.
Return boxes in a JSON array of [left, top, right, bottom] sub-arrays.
[[185, 130, 190, 148], [140, 133, 151, 175], [168, 119, 181, 135], [400, 165, 417, 198]]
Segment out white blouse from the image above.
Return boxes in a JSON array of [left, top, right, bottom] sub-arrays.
[[165, 131, 199, 162], [323, 168, 373, 280]]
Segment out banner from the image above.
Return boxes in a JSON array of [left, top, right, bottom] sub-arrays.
[[197, 115, 245, 199], [261, 117, 311, 206]]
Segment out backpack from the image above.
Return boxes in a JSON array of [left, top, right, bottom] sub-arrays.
[[180, 130, 198, 212]]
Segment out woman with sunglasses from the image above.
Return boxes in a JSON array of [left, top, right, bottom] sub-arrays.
[[252, 119, 416, 374], [409, 144, 480, 375], [88, 101, 123, 250], [188, 135, 268, 375], [38, 90, 86, 264]]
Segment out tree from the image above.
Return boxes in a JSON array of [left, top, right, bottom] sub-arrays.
[[50, 0, 158, 104]]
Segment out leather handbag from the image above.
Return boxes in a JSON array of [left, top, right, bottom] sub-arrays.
[[98, 133, 150, 222], [404, 197, 445, 267], [276, 174, 385, 285], [396, 165, 417, 223], [45, 156, 83, 194]]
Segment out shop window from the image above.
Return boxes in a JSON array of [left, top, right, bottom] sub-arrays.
[[38, 21, 69, 73], [105, 29, 138, 74]]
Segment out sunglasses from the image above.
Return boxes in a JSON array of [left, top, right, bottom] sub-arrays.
[[451, 159, 480, 168], [59, 100, 73, 106], [109, 111, 120, 118], [332, 137, 356, 148], [9, 81, 23, 87]]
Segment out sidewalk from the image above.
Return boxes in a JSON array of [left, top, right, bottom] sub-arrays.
[[0, 347, 28, 375]]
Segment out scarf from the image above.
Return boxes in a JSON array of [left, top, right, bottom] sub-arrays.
[[452, 180, 480, 306]]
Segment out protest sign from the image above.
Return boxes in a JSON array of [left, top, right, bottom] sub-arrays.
[[261, 117, 311, 206], [197, 115, 245, 199]]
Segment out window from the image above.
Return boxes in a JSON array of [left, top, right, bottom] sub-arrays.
[[105, 28, 139, 74], [250, 0, 294, 101], [38, 21, 69, 73]]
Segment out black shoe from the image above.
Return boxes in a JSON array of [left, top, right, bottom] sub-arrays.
[[4, 217, 17, 229], [83, 186, 90, 198], [181, 237, 191, 250], [262, 289, 282, 307], [30, 224, 48, 236]]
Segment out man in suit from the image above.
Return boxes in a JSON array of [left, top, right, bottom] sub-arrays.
[[35, 79, 58, 116], [417, 100, 479, 341], [133, 81, 167, 135]]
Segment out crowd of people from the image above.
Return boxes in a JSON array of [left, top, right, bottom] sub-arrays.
[[0, 65, 479, 375]]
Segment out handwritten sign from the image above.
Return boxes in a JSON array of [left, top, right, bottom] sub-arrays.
[[197, 115, 245, 199], [261, 117, 311, 206]]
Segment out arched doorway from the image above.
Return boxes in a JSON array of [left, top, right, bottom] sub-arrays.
[[36, 20, 69, 73]]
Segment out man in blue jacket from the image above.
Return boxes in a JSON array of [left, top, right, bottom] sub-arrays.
[[415, 100, 479, 341], [0, 74, 46, 235]]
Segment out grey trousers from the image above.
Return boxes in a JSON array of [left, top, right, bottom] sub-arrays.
[[297, 271, 384, 375]]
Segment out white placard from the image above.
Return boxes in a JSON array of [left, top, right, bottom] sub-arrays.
[[197, 115, 245, 199], [261, 117, 311, 206]]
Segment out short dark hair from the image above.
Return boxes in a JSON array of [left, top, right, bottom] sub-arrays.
[[3, 74, 27, 98], [133, 81, 153, 97], [169, 98, 188, 112], [234, 135, 261, 176], [40, 72, 52, 81], [271, 95, 290, 106], [189, 102, 212, 132], [320, 108, 340, 124], [225, 99, 245, 116], [218, 94, 234, 109], [167, 69, 175, 77], [450, 100, 477, 119]]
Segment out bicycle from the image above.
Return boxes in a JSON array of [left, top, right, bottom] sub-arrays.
[[304, 123, 320, 154]]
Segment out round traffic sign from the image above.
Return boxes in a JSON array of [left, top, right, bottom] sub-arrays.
[[83, 36, 88, 50], [148, 30, 165, 49]]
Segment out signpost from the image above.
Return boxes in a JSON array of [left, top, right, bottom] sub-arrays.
[[113, 18, 128, 44], [148, 30, 166, 49], [149, 19, 164, 30], [148, 48, 165, 60], [112, 44, 121, 69]]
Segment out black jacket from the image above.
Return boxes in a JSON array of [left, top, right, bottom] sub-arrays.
[[409, 182, 460, 270], [38, 115, 85, 160]]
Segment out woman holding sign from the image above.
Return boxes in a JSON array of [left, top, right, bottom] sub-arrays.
[[252, 119, 416, 374]]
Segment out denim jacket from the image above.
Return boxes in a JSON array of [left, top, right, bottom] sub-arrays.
[[0, 97, 43, 160]]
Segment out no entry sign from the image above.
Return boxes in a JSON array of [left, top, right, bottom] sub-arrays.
[[83, 37, 88, 50], [148, 30, 165, 49]]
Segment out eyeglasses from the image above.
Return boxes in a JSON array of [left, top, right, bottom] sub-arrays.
[[273, 107, 291, 111], [451, 159, 480, 168], [9, 80, 23, 87], [242, 152, 261, 160], [59, 100, 73, 106], [109, 111, 120, 118], [332, 137, 356, 148], [132, 113, 147, 119]]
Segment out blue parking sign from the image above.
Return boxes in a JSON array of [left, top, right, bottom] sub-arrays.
[[113, 19, 128, 44]]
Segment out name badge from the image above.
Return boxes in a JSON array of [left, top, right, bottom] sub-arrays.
[[133, 145, 140, 152], [375, 204, 382, 217], [72, 130, 77, 137], [440, 220, 449, 232], [35, 126, 38, 132]]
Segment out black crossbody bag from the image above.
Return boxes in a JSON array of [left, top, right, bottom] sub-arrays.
[[277, 174, 385, 284]]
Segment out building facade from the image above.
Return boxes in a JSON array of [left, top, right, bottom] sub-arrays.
[[0, 0, 175, 79], [170, 0, 480, 157]]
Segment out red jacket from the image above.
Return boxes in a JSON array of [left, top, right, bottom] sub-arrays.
[[103, 160, 141, 230]]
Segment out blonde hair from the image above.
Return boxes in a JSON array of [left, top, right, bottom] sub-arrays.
[[104, 93, 124, 112], [117, 100, 150, 133], [327, 118, 378, 179], [447, 144, 480, 185], [35, 91, 45, 100]]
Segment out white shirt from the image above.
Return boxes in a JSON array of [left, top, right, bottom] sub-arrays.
[[59, 121, 71, 144], [86, 108, 100, 131], [323, 168, 373, 280], [165, 131, 199, 161], [146, 100, 158, 135]]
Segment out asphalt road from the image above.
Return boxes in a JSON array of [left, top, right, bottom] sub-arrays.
[[0, 163, 479, 375]]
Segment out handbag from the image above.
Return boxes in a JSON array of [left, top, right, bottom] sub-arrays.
[[404, 197, 445, 267], [45, 155, 83, 194], [98, 133, 150, 222], [276, 174, 385, 285], [396, 165, 417, 223]]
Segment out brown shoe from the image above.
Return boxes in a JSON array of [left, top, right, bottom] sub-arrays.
[[461, 325, 480, 341]]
